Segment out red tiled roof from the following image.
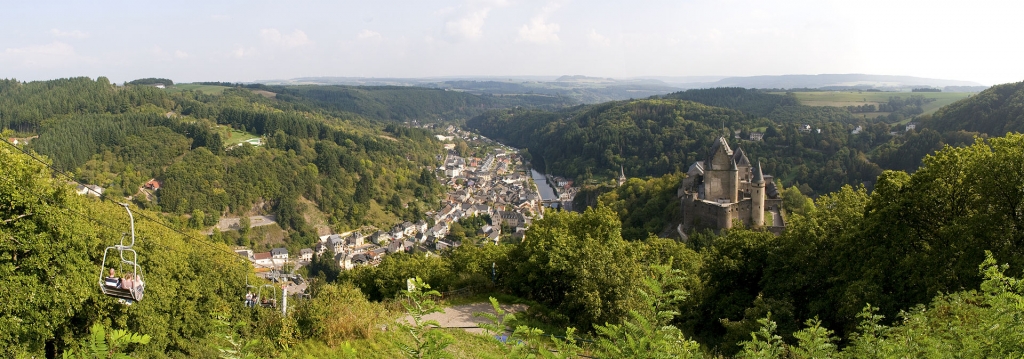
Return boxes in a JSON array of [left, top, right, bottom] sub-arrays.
[[253, 252, 272, 260]]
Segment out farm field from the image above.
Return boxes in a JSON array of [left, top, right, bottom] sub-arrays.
[[164, 83, 231, 94], [772, 91, 975, 118]]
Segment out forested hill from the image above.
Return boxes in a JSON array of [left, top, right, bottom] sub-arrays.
[[274, 85, 577, 122], [1, 77, 446, 255], [467, 99, 760, 178], [922, 80, 1024, 135], [466, 98, 885, 195], [663, 87, 799, 117], [1, 144, 256, 356]]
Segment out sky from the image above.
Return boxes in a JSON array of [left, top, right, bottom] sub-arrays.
[[1, 0, 1022, 85]]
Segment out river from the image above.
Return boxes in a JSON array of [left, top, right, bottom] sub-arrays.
[[530, 169, 559, 201]]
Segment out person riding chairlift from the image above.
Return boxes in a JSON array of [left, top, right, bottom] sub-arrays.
[[104, 268, 121, 288]]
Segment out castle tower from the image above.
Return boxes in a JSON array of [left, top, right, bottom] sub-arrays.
[[751, 161, 765, 228], [617, 165, 626, 187], [705, 137, 737, 202]]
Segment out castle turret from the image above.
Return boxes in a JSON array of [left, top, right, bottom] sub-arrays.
[[729, 158, 739, 203], [751, 161, 765, 228]]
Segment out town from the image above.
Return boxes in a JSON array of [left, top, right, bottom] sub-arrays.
[[227, 126, 575, 285]]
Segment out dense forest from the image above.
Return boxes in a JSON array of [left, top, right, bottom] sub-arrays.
[[465, 86, 1017, 196], [663, 87, 799, 117], [1, 77, 448, 254], [466, 97, 887, 195], [256, 84, 576, 123]]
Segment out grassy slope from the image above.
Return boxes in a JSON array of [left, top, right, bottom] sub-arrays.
[[164, 83, 231, 94], [217, 125, 261, 146]]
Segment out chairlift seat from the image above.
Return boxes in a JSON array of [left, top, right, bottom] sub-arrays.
[[100, 284, 144, 301]]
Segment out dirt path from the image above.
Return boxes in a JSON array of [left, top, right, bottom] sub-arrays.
[[205, 215, 277, 234], [404, 302, 528, 334]]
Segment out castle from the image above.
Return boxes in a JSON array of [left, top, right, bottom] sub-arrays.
[[679, 137, 783, 231]]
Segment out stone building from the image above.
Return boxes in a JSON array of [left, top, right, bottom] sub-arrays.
[[678, 137, 783, 230]]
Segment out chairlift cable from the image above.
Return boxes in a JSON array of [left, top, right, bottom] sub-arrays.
[[1, 138, 279, 271]]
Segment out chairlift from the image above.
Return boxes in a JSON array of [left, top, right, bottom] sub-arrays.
[[257, 284, 279, 309], [98, 203, 146, 303], [244, 276, 258, 307]]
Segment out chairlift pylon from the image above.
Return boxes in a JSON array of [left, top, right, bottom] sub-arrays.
[[98, 203, 146, 303]]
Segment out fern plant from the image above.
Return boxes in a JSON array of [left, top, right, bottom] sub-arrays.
[[476, 296, 582, 359], [592, 261, 702, 359], [394, 277, 453, 359], [62, 323, 150, 359]]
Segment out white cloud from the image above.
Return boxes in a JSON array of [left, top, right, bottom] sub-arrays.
[[517, 3, 561, 44], [588, 29, 610, 47], [260, 29, 312, 47], [2, 41, 84, 68], [175, 50, 189, 59], [445, 9, 489, 40], [49, 28, 89, 39], [233, 46, 256, 58], [357, 29, 382, 41]]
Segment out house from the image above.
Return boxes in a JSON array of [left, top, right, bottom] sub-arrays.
[[435, 239, 459, 251], [415, 232, 429, 244], [299, 248, 313, 262], [76, 184, 104, 197], [271, 248, 289, 260], [143, 179, 161, 191], [487, 231, 500, 244], [387, 240, 405, 254], [253, 252, 273, 267], [478, 225, 494, 236], [328, 234, 346, 253], [851, 125, 863, 135], [313, 242, 328, 256], [414, 220, 428, 233], [496, 211, 526, 227], [347, 232, 364, 247], [402, 221, 416, 236], [390, 226, 405, 240], [798, 124, 812, 133], [749, 132, 764, 141], [370, 231, 392, 246], [905, 122, 918, 131], [428, 223, 448, 238], [445, 167, 462, 177]]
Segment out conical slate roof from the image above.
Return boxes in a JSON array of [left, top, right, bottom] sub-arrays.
[[733, 147, 751, 167], [753, 161, 765, 184]]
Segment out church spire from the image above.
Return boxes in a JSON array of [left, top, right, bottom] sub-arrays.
[[617, 165, 626, 187]]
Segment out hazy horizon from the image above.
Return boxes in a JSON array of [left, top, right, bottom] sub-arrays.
[[3, 0, 1022, 86]]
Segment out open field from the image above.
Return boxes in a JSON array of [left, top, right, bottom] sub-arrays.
[[164, 83, 231, 94], [216, 125, 261, 146], [773, 91, 975, 117]]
